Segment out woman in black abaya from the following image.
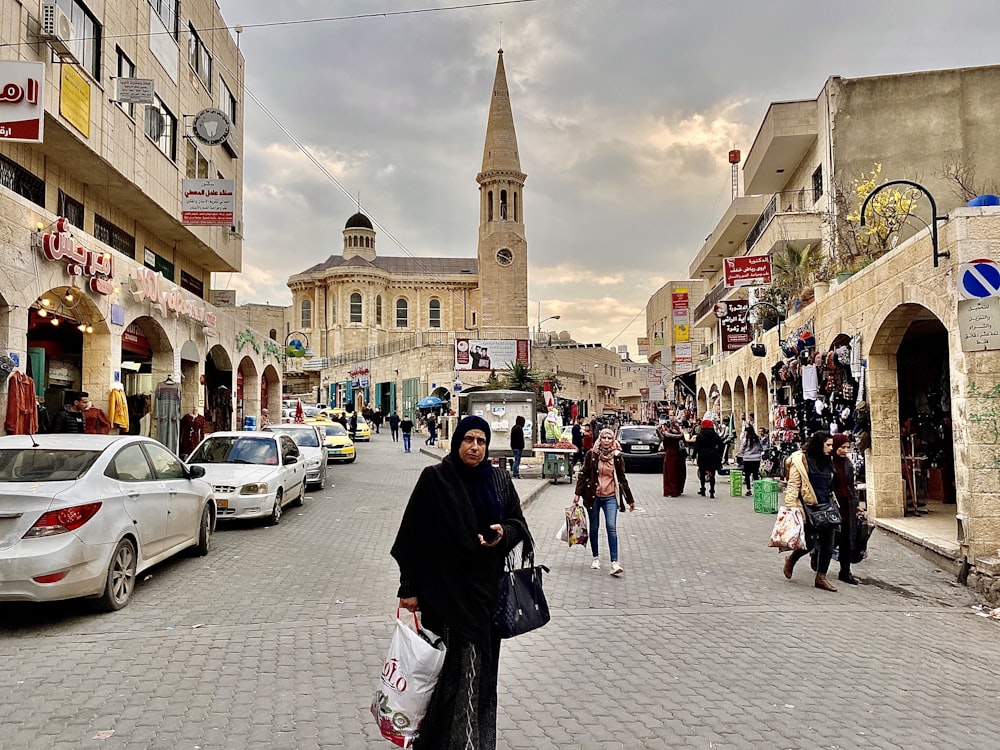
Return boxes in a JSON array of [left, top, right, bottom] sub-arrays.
[[391, 415, 532, 749]]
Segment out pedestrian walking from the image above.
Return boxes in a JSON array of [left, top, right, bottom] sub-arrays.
[[400, 414, 414, 452], [693, 419, 724, 498], [660, 420, 686, 497], [50, 391, 89, 433], [349, 411, 358, 441], [372, 407, 382, 434], [782, 431, 839, 592], [832, 433, 861, 585], [581, 423, 593, 453], [573, 428, 635, 576], [425, 411, 438, 446], [388, 410, 400, 442], [510, 414, 525, 478], [570, 418, 584, 466], [391, 415, 533, 750], [737, 423, 763, 496]]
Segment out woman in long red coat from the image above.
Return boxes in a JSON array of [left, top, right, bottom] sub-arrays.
[[660, 421, 687, 496]]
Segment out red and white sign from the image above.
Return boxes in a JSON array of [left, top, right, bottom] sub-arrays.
[[41, 217, 115, 295], [182, 179, 235, 225], [0, 61, 44, 143], [724, 256, 772, 288]]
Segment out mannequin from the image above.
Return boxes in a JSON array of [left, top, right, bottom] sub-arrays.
[[180, 406, 206, 458]]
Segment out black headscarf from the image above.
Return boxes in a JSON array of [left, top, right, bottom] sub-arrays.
[[450, 415, 502, 534]]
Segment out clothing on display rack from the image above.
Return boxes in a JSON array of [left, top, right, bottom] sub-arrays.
[[155, 377, 182, 453], [4, 370, 39, 435], [180, 408, 206, 457], [84, 407, 113, 435], [109, 384, 129, 431], [210, 386, 233, 432]]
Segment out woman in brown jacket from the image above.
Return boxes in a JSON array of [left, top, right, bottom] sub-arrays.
[[782, 430, 839, 592], [573, 428, 635, 576]]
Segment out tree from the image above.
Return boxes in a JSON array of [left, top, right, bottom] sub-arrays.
[[939, 158, 1000, 203], [770, 242, 821, 307], [499, 360, 560, 414], [827, 163, 920, 274]]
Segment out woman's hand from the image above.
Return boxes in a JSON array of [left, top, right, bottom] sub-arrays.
[[399, 597, 419, 612], [572, 495, 580, 506], [628, 502, 635, 513], [478, 524, 504, 547]]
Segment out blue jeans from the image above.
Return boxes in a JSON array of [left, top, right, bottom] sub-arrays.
[[588, 496, 619, 561], [403, 433, 411, 451], [511, 449, 523, 477]]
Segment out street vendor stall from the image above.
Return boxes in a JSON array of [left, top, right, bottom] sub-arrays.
[[534, 445, 576, 483]]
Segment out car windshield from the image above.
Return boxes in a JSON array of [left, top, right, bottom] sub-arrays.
[[189, 437, 279, 465], [323, 424, 348, 437], [619, 428, 658, 442], [266, 427, 318, 447], [0, 449, 101, 481]]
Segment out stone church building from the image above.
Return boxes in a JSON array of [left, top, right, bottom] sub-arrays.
[[283, 50, 530, 416]]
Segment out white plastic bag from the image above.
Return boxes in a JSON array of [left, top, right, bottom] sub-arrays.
[[768, 506, 807, 552], [554, 521, 569, 543], [371, 611, 447, 748]]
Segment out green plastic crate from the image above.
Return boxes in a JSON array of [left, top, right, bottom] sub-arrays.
[[729, 470, 743, 497], [753, 479, 780, 513]]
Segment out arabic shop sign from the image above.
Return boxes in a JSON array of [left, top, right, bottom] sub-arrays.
[[42, 217, 114, 295], [131, 266, 217, 328], [0, 61, 44, 142], [236, 329, 283, 361], [181, 178, 235, 225]]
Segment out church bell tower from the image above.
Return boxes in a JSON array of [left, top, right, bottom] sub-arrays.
[[476, 48, 528, 334]]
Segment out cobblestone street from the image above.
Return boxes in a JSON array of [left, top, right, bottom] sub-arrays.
[[1, 433, 998, 749]]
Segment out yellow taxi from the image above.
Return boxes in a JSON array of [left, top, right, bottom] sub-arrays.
[[353, 416, 372, 441], [313, 421, 356, 463]]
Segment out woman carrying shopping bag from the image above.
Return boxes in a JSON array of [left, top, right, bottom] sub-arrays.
[[573, 428, 635, 576], [390, 416, 532, 749], [782, 431, 839, 592]]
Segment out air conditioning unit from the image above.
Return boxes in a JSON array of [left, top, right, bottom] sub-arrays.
[[41, 2, 82, 65]]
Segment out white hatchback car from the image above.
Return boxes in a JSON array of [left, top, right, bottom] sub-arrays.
[[187, 431, 307, 525], [0, 434, 215, 611]]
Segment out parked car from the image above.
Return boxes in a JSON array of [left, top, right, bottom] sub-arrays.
[[187, 432, 306, 525], [354, 415, 372, 441], [262, 424, 328, 490], [0, 434, 215, 611], [314, 422, 356, 463], [617, 426, 665, 472]]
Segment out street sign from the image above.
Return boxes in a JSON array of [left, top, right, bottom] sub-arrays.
[[192, 107, 231, 146], [115, 78, 154, 104], [959, 258, 1000, 299]]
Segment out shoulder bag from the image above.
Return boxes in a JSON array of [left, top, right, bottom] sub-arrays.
[[493, 536, 550, 639], [801, 500, 843, 528]]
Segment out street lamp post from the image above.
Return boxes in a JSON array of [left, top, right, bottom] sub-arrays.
[[537, 314, 561, 344], [744, 302, 784, 357], [859, 179, 948, 267]]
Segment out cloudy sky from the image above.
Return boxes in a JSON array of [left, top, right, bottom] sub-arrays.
[[211, 0, 1000, 357]]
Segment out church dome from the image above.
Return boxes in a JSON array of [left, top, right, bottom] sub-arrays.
[[345, 212, 373, 230]]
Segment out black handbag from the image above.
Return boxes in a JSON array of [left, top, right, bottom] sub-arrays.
[[802, 501, 842, 528], [493, 548, 550, 639]]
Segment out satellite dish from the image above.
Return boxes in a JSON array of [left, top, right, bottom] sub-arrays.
[[144, 105, 164, 140]]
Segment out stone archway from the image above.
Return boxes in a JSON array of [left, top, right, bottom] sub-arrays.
[[720, 382, 732, 422], [121, 315, 174, 436], [261, 364, 282, 423], [237, 356, 260, 430], [868, 303, 954, 523], [755, 373, 769, 429], [697, 388, 708, 419], [205, 344, 234, 431]]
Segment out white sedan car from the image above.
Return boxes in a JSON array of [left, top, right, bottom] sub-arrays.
[[0, 434, 215, 611], [187, 431, 307, 525], [262, 424, 328, 490]]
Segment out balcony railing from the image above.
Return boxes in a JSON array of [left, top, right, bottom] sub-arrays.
[[692, 280, 726, 322], [745, 189, 816, 253]]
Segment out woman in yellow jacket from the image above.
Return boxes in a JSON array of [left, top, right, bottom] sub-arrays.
[[782, 431, 838, 592]]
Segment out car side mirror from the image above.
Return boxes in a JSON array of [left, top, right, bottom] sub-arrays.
[[187, 465, 206, 479], [285, 455, 298, 465]]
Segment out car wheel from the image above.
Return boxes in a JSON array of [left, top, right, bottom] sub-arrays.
[[267, 490, 283, 525], [347, 456, 356, 463], [194, 504, 212, 556], [96, 538, 137, 612], [291, 480, 305, 507]]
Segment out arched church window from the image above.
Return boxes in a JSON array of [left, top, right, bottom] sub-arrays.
[[269, 329, 277, 341], [395, 298, 408, 328], [513, 192, 518, 222], [376, 295, 383, 325], [488, 191, 494, 221], [350, 293, 362, 323], [300, 299, 312, 328], [329, 293, 336, 323], [500, 190, 508, 220], [429, 299, 441, 328]]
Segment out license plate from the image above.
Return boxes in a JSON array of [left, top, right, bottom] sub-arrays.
[[217, 499, 228, 509], [631, 445, 651, 453]]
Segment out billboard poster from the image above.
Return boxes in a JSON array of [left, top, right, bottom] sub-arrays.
[[724, 256, 772, 288], [719, 300, 751, 351], [455, 339, 529, 371], [637, 337, 649, 355], [0, 61, 44, 142]]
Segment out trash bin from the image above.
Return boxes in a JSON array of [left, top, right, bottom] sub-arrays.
[[753, 479, 780, 513], [729, 469, 743, 497]]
